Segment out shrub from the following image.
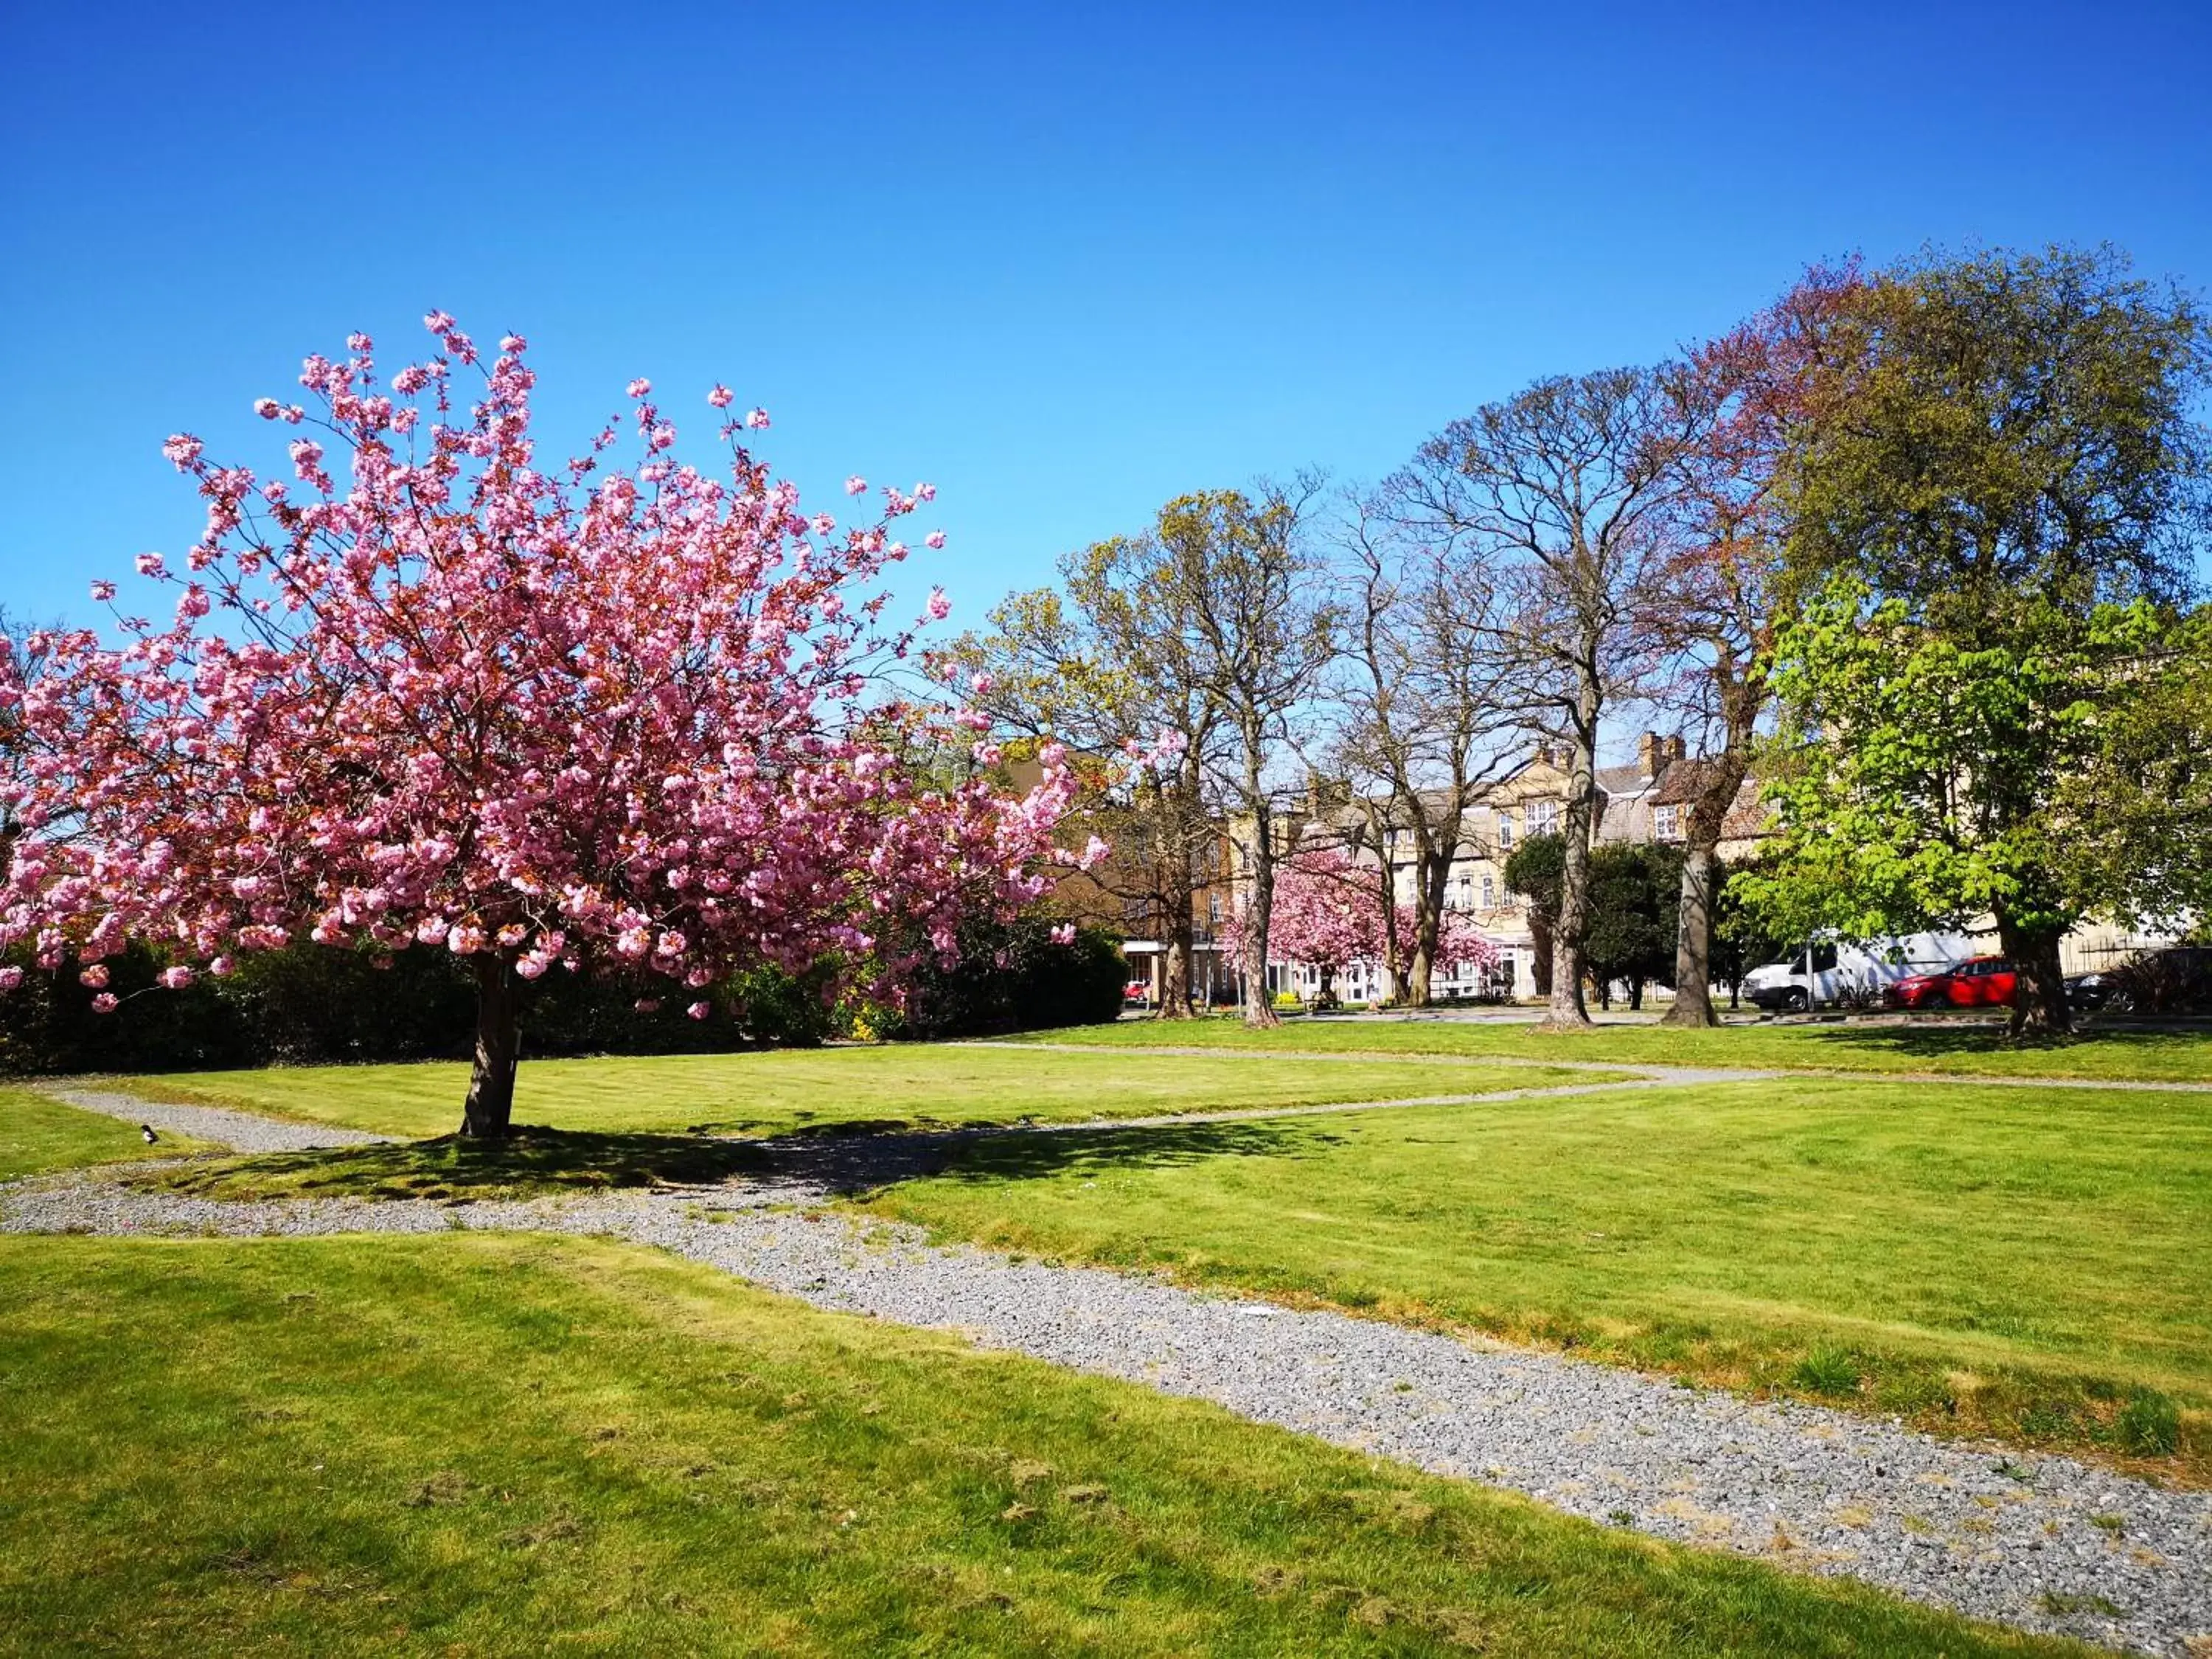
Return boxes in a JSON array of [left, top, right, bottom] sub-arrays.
[[0, 943, 831, 1075], [886, 917, 1127, 1040], [0, 943, 254, 1074]]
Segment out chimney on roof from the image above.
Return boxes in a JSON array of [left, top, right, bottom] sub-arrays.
[[1665, 734, 1686, 765], [1638, 731, 1661, 779]]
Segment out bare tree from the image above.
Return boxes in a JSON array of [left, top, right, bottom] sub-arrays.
[[955, 564, 1225, 1018], [1152, 478, 1336, 1028], [1652, 268, 1858, 1026], [1322, 488, 1523, 1005], [1397, 369, 1690, 1029]]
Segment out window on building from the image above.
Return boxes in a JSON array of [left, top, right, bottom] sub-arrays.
[[1481, 874, 1495, 908], [1527, 799, 1559, 835], [1654, 804, 1683, 842], [1496, 811, 1514, 849], [1454, 872, 1472, 908], [1206, 893, 1220, 922]]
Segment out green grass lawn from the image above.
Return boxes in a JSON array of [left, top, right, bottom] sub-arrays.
[[0, 1232, 2079, 1658], [864, 1078, 2212, 1482], [1015, 1015, 2212, 1082], [132, 1048, 1622, 1140], [0, 1087, 214, 1180]]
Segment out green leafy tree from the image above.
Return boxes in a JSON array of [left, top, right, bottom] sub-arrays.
[[1711, 852, 1790, 1009], [1584, 843, 1683, 1010], [1502, 832, 1565, 998], [1746, 246, 2211, 1035]]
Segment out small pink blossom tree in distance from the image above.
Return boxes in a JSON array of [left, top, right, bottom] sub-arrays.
[[1221, 846, 1498, 1006], [0, 315, 1088, 1136]]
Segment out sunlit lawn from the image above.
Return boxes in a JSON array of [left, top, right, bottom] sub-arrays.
[[867, 1077, 2212, 1481], [0, 1232, 2082, 1658], [0, 1086, 215, 1180], [1015, 1014, 2212, 1082], [131, 1048, 1623, 1140]]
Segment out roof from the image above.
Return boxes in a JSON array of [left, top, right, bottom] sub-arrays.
[[1649, 757, 1730, 808]]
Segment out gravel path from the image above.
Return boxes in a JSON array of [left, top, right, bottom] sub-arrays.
[[6, 1169, 2205, 1656], [43, 1084, 394, 1152]]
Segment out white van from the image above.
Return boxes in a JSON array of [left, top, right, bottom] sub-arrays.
[[1742, 931, 1981, 1012]]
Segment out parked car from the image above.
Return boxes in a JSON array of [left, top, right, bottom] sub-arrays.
[[1123, 979, 1152, 1006], [1742, 932, 1981, 1012], [1888, 956, 2017, 1009], [2071, 945, 2212, 1015], [2066, 968, 2119, 1011]]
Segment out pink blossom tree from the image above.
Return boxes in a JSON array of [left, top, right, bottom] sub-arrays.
[[1220, 846, 1498, 1006], [0, 315, 1083, 1136]]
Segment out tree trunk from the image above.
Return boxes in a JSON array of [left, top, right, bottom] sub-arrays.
[[1627, 976, 1644, 1012], [1239, 765, 1281, 1029], [1543, 714, 1598, 1030], [1997, 913, 2072, 1037], [1403, 849, 1448, 1010], [1240, 845, 1280, 1027], [1157, 901, 1198, 1020], [1528, 917, 1554, 998], [1660, 841, 1721, 1027], [1371, 836, 1404, 1006], [460, 955, 521, 1138]]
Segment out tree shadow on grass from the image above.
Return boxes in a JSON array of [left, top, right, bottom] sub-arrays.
[[1781, 1021, 2199, 1068], [771, 1116, 1349, 1199], [122, 1116, 1344, 1206], [127, 1127, 776, 1204]]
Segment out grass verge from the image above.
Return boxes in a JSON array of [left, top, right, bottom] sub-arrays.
[[1015, 1015, 2212, 1082], [0, 1231, 2082, 1657], [860, 1078, 2212, 1484]]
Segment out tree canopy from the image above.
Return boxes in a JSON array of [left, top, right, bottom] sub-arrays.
[[0, 316, 1078, 1130], [1743, 247, 2211, 1033]]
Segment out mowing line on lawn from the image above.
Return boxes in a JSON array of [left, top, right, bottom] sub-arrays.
[[970, 1040, 2212, 1093]]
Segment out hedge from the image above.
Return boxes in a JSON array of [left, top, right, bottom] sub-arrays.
[[0, 920, 1125, 1076]]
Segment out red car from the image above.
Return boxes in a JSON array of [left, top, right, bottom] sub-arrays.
[[1890, 956, 2017, 1009]]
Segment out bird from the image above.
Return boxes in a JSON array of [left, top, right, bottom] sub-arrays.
[[140, 1125, 159, 1145]]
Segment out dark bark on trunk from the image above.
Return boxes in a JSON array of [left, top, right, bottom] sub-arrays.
[[1150, 768, 1203, 1020], [1997, 912, 2072, 1037], [1543, 709, 1598, 1029], [1368, 827, 1404, 1006], [1239, 873, 1281, 1026], [1660, 841, 1722, 1027], [1528, 914, 1554, 997], [1239, 776, 1280, 1029], [460, 955, 521, 1138], [1627, 977, 1644, 1012], [1404, 846, 1450, 1009], [1157, 904, 1197, 1020]]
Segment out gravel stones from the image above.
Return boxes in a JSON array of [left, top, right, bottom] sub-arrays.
[[6, 1169, 2206, 1655]]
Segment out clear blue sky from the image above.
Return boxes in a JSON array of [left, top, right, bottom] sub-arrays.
[[4, 0, 2208, 636]]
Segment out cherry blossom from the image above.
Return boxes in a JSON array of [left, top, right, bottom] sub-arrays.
[[0, 316, 1078, 1136], [1221, 847, 1498, 1003]]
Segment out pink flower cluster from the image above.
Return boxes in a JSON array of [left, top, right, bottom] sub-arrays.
[[0, 316, 1074, 1012], [1220, 848, 1498, 981]]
